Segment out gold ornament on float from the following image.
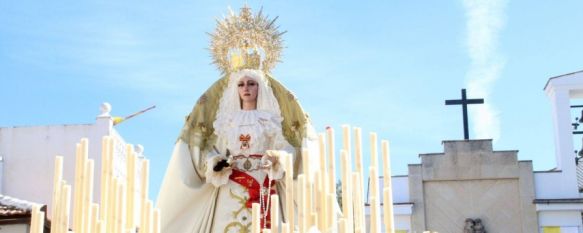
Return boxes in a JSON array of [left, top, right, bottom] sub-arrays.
[[209, 5, 286, 74]]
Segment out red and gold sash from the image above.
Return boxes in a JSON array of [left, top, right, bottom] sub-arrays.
[[229, 169, 276, 228]]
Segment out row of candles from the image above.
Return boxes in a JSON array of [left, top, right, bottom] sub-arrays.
[[249, 125, 397, 233], [30, 136, 160, 233]]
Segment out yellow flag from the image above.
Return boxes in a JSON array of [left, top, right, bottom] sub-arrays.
[[543, 226, 561, 233]]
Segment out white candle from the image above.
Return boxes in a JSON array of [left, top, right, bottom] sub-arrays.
[[342, 125, 351, 156], [34, 210, 44, 233], [270, 195, 279, 233], [370, 132, 378, 170], [73, 143, 82, 231], [381, 140, 392, 188], [383, 188, 395, 233], [326, 127, 336, 197], [262, 229, 271, 233], [126, 145, 136, 229], [252, 203, 260, 233], [284, 153, 294, 229], [370, 167, 381, 233], [153, 208, 161, 233], [318, 133, 327, 174], [281, 223, 289, 233], [370, 197, 378, 233], [327, 193, 336, 233], [354, 127, 363, 177], [30, 204, 39, 233], [91, 204, 99, 233], [80, 139, 89, 233], [100, 136, 110, 223], [52, 156, 63, 223], [62, 184, 71, 233], [338, 218, 347, 233], [381, 140, 395, 233], [110, 178, 118, 233], [119, 183, 127, 233], [144, 200, 153, 233], [340, 150, 353, 233], [84, 160, 95, 233], [140, 159, 150, 232], [314, 171, 324, 231], [352, 172, 364, 233], [298, 174, 306, 233]]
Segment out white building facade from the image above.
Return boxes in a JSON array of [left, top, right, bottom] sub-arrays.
[[0, 103, 147, 221]]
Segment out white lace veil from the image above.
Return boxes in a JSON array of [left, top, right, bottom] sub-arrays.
[[215, 69, 282, 125]]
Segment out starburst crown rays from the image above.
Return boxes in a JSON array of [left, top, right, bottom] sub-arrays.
[[209, 6, 286, 74]]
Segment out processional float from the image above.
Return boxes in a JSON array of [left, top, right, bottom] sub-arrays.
[[31, 5, 440, 233]]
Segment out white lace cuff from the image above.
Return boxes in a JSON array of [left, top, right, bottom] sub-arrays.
[[262, 150, 286, 180], [205, 155, 232, 187]]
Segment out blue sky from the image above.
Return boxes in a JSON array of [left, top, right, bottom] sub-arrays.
[[2, 1, 583, 201]]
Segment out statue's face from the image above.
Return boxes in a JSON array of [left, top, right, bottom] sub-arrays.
[[238, 76, 258, 106]]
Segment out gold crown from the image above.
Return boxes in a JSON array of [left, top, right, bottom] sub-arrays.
[[209, 6, 285, 74]]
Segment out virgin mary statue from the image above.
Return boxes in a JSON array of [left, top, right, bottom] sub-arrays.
[[156, 6, 317, 233]]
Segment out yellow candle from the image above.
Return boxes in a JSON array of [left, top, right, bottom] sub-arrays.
[[270, 194, 279, 233], [153, 208, 161, 233], [284, 153, 294, 229], [252, 203, 260, 233], [262, 229, 271, 233]]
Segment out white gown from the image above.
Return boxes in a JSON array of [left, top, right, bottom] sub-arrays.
[[157, 110, 293, 233]]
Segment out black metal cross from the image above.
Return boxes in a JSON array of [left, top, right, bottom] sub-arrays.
[[445, 89, 484, 140]]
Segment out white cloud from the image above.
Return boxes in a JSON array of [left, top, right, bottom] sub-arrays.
[[463, 0, 507, 140]]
